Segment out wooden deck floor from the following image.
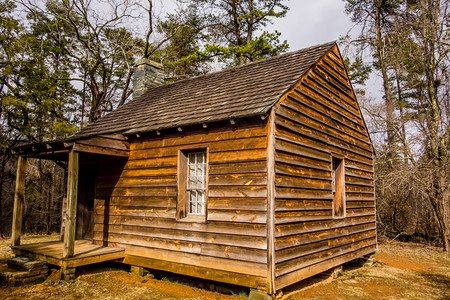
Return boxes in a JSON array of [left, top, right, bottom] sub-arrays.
[[11, 240, 125, 268]]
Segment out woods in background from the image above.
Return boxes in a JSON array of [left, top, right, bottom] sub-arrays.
[[0, 0, 289, 237], [344, 0, 449, 250], [0, 0, 448, 251]]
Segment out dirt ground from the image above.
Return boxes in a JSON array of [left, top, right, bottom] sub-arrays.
[[285, 238, 450, 300], [0, 235, 449, 300]]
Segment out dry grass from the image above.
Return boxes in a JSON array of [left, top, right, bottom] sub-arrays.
[[1, 268, 244, 300], [1, 236, 449, 300]]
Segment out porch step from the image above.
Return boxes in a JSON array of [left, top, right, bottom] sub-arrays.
[[8, 256, 47, 271], [0, 257, 48, 286]]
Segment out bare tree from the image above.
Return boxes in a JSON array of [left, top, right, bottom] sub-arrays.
[[21, 0, 146, 122], [345, 0, 449, 250]]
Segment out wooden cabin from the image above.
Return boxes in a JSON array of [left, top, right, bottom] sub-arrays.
[[11, 42, 376, 297]]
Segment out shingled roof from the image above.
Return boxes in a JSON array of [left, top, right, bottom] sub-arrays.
[[72, 41, 336, 139]]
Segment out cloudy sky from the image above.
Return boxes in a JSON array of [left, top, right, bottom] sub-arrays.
[[158, 1, 353, 50], [266, 1, 381, 99], [155, 1, 381, 99], [266, 1, 353, 50]]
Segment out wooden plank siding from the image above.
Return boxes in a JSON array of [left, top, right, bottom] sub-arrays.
[[93, 123, 270, 289], [74, 134, 130, 157], [272, 45, 376, 290], [14, 42, 378, 293]]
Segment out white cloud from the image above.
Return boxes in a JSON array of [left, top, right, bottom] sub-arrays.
[[267, 0, 353, 50]]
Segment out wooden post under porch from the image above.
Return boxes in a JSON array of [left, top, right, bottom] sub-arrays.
[[10, 150, 84, 278], [11, 156, 27, 247], [10, 136, 129, 279], [60, 148, 79, 279], [63, 149, 78, 260]]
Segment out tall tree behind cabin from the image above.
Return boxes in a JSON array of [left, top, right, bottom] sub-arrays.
[[344, 0, 449, 250], [156, 0, 289, 77]]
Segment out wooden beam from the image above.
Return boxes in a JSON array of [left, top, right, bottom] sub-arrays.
[[63, 150, 79, 259], [11, 156, 27, 247], [23, 149, 71, 159], [266, 109, 276, 294], [98, 133, 129, 141], [75, 136, 129, 151], [72, 143, 129, 157]]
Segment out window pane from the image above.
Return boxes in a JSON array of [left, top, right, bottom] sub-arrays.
[[188, 190, 206, 214], [197, 191, 204, 214], [189, 190, 197, 213], [187, 151, 206, 215], [197, 152, 204, 164]]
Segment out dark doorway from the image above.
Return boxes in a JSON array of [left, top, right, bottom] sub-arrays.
[[76, 163, 97, 240]]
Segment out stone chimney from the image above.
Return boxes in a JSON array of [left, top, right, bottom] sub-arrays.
[[132, 58, 165, 98]]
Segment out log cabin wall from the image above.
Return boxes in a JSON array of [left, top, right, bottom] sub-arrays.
[[272, 45, 376, 290], [93, 121, 270, 289]]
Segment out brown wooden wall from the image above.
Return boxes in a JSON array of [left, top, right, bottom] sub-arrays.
[[93, 122, 270, 289], [272, 45, 376, 290], [80, 44, 375, 293]]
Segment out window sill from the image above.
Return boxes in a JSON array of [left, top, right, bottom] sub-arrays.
[[177, 215, 207, 223], [332, 215, 346, 219]]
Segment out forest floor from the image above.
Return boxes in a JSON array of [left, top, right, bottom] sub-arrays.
[[0, 235, 449, 300]]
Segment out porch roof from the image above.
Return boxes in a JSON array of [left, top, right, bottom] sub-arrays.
[[14, 133, 130, 160]]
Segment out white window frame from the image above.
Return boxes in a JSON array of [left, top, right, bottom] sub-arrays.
[[177, 147, 208, 221], [187, 151, 207, 215]]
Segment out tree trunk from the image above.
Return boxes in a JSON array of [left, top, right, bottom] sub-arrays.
[[0, 178, 4, 238], [429, 172, 449, 251], [375, 1, 396, 161], [0, 155, 6, 238], [422, 0, 448, 251]]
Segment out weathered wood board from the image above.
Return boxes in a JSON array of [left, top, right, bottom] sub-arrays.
[[271, 45, 376, 290], [93, 122, 270, 289], [10, 43, 377, 294]]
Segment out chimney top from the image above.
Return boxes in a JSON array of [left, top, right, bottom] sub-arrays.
[[132, 58, 165, 98]]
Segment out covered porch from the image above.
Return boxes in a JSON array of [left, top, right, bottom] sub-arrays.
[[11, 134, 129, 279]]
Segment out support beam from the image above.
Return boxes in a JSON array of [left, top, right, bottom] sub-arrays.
[[266, 109, 276, 295], [11, 156, 27, 247], [63, 150, 79, 259]]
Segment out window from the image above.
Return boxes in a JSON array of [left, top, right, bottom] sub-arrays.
[[177, 149, 207, 219], [332, 156, 345, 218], [187, 152, 207, 214]]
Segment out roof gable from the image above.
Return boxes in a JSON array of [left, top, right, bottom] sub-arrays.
[[72, 42, 336, 139], [273, 44, 373, 152]]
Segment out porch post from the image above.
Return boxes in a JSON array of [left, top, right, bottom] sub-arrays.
[[11, 156, 27, 247], [63, 149, 79, 259]]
